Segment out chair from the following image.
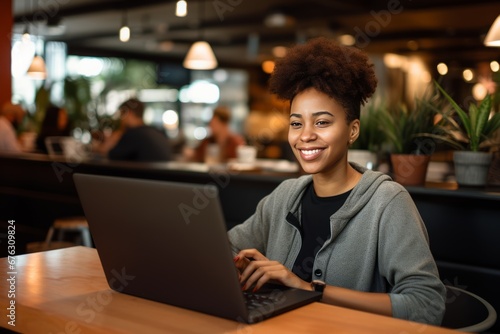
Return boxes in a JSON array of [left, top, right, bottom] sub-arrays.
[[26, 217, 93, 253], [441, 285, 497, 332], [45, 217, 93, 248]]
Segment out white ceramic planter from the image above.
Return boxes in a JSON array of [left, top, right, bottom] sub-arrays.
[[453, 151, 492, 187]]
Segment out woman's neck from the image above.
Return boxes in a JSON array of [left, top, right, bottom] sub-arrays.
[[312, 164, 362, 197]]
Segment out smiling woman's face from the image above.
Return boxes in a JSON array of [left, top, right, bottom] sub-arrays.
[[288, 88, 359, 176]]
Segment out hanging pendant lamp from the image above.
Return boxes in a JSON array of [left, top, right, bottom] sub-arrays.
[[27, 54, 47, 79], [183, 1, 217, 70], [485, 15, 500, 46], [183, 41, 217, 70], [24, 0, 47, 79]]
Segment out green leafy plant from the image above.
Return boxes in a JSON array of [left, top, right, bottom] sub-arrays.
[[428, 81, 500, 152], [378, 88, 440, 155], [351, 102, 386, 153]]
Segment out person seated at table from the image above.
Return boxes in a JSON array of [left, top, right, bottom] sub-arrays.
[[107, 98, 172, 162], [35, 104, 72, 154], [229, 37, 446, 325], [193, 106, 245, 163], [0, 102, 25, 153]]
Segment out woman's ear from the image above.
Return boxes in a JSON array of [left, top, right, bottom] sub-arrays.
[[349, 119, 360, 144]]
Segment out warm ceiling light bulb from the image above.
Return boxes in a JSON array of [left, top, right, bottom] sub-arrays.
[[437, 62, 448, 75], [463, 69, 474, 82], [22, 30, 31, 43], [120, 26, 130, 42], [339, 34, 355, 46], [261, 60, 275, 74], [490, 61, 500, 72], [272, 46, 287, 58], [176, 0, 187, 17], [472, 83, 487, 100]]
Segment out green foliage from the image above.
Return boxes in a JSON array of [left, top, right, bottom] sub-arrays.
[[33, 85, 51, 133], [64, 76, 92, 127], [351, 102, 386, 152], [378, 87, 440, 154], [428, 81, 500, 152]]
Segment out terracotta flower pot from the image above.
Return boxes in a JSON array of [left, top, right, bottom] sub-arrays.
[[453, 151, 492, 187], [390, 154, 431, 186]]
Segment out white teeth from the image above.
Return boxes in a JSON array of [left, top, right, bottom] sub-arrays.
[[301, 149, 321, 155]]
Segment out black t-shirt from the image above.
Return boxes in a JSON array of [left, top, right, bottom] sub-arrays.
[[292, 183, 351, 282], [108, 126, 172, 162]]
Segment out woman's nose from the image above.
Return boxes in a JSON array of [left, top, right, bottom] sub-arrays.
[[300, 124, 317, 142]]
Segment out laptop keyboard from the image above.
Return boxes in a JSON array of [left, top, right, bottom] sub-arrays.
[[243, 290, 280, 310]]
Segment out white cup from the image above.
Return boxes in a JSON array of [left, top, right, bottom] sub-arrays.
[[237, 145, 257, 164]]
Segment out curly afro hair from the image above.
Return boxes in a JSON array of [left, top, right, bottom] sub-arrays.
[[269, 37, 377, 122]]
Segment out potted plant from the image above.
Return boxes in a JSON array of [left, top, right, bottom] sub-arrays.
[[348, 102, 386, 170], [424, 82, 500, 187], [378, 87, 441, 186]]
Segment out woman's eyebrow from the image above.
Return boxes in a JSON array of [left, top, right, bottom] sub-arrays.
[[312, 111, 334, 117], [290, 111, 334, 118]]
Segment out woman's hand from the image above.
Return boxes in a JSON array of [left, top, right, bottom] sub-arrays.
[[233, 249, 311, 292]]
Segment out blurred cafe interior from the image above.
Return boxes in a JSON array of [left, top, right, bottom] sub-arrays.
[[1, 0, 500, 332]]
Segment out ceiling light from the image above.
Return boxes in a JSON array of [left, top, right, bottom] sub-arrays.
[[484, 15, 500, 46], [463, 69, 474, 82], [491, 61, 500, 72], [437, 62, 448, 75], [183, 41, 218, 70], [176, 0, 187, 17], [183, 1, 217, 70], [27, 55, 47, 80], [264, 12, 295, 28], [272, 46, 287, 58], [472, 83, 487, 100], [339, 34, 355, 46], [119, 12, 130, 42], [262, 60, 275, 74], [120, 26, 130, 42]]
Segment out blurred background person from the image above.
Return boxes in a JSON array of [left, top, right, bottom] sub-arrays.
[[0, 102, 26, 153], [35, 104, 72, 154], [106, 98, 172, 162], [92, 118, 125, 159], [193, 106, 245, 163]]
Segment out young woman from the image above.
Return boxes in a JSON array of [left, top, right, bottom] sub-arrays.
[[229, 37, 445, 325]]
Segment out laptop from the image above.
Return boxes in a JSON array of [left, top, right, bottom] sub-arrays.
[[45, 136, 89, 161], [73, 173, 322, 324]]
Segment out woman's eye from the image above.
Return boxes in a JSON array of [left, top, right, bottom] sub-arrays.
[[316, 120, 330, 127], [290, 121, 302, 128]]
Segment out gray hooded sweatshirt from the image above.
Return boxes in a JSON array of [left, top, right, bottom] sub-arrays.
[[228, 164, 446, 325]]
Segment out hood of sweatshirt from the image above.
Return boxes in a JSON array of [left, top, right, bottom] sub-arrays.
[[284, 162, 394, 241]]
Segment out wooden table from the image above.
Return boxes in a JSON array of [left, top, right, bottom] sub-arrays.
[[0, 246, 459, 334]]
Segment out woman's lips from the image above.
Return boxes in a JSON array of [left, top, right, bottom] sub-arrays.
[[298, 148, 324, 160]]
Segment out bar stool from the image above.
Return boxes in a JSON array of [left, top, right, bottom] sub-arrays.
[[45, 217, 93, 248], [27, 216, 93, 253]]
